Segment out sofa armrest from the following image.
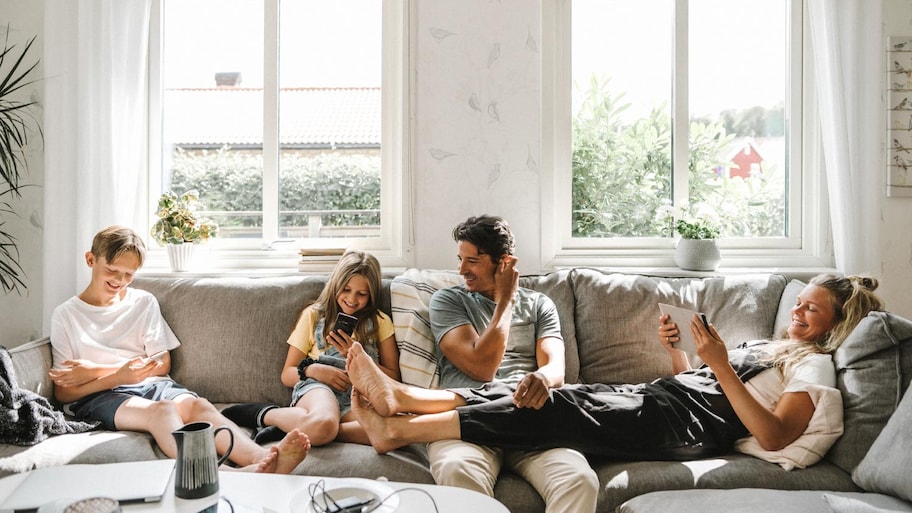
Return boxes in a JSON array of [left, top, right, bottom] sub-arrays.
[[8, 337, 54, 401]]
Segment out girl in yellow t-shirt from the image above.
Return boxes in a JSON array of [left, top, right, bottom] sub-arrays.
[[222, 249, 399, 446]]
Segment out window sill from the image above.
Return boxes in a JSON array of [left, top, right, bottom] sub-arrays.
[[554, 265, 836, 281], [138, 265, 408, 279], [137, 264, 833, 282]]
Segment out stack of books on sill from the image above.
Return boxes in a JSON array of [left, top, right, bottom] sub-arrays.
[[298, 247, 347, 272]]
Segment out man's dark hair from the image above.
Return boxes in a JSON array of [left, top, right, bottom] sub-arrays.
[[452, 215, 515, 262]]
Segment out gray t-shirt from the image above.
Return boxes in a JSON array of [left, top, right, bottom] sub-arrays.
[[430, 285, 563, 388]]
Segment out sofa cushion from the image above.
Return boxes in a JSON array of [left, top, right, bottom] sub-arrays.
[[0, 431, 160, 476], [826, 311, 912, 473], [294, 442, 435, 482], [570, 269, 787, 384], [852, 381, 912, 502], [823, 494, 912, 513], [773, 279, 805, 339], [617, 489, 912, 513], [132, 276, 329, 405], [520, 270, 579, 384], [595, 455, 857, 512]]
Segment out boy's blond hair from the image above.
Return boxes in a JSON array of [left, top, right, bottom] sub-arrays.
[[91, 225, 147, 266]]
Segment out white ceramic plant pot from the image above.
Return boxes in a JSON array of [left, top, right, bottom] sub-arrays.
[[674, 238, 721, 271], [166, 243, 197, 272]]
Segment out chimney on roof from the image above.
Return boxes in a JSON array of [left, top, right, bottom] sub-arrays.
[[215, 72, 242, 87]]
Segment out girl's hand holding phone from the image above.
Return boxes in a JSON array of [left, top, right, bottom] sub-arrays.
[[327, 330, 354, 356]]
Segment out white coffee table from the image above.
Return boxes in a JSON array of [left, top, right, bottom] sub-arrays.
[[0, 464, 510, 513]]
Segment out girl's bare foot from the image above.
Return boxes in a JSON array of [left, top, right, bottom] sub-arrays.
[[350, 390, 405, 454], [346, 342, 401, 416]]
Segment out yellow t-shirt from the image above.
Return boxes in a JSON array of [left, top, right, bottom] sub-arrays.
[[286, 306, 395, 360]]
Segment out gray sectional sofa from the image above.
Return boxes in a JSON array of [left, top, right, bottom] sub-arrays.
[[1, 268, 910, 513]]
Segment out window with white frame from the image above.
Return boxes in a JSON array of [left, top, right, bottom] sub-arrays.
[[542, 0, 830, 269], [151, 0, 410, 268]]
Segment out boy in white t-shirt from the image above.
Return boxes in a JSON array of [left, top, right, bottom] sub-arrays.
[[49, 225, 310, 473]]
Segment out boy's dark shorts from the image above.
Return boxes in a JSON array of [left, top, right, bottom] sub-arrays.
[[63, 379, 197, 430]]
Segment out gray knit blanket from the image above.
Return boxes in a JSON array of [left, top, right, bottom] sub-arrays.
[[0, 346, 98, 446]]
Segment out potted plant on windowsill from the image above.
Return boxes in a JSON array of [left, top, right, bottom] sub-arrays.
[[151, 190, 218, 272], [656, 201, 722, 271]]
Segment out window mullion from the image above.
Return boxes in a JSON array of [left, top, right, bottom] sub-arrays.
[[262, 0, 280, 241], [672, 0, 689, 208]]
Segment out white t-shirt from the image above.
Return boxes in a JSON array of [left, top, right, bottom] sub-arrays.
[[734, 349, 843, 470], [744, 352, 835, 410], [50, 288, 181, 369]]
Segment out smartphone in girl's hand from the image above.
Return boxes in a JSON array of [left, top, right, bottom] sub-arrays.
[[335, 312, 359, 336]]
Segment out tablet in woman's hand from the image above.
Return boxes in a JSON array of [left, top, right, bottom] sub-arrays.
[[658, 303, 709, 354]]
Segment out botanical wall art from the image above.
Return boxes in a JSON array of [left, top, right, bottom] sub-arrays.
[[889, 36, 912, 198]]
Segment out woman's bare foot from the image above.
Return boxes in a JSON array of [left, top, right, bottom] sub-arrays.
[[350, 390, 406, 454], [346, 342, 402, 416]]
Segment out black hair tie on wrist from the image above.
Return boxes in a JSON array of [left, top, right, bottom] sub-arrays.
[[297, 357, 316, 380]]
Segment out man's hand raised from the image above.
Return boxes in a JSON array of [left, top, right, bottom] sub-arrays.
[[494, 255, 519, 305]]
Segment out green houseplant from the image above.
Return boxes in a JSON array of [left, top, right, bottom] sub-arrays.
[[655, 201, 722, 240], [656, 201, 723, 271], [151, 190, 218, 271], [0, 28, 40, 294], [151, 190, 218, 245]]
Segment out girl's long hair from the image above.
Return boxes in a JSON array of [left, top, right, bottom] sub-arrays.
[[314, 249, 383, 345], [770, 274, 883, 375]]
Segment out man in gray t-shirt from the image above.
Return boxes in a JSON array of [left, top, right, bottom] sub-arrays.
[[426, 215, 597, 513], [432, 285, 561, 389]]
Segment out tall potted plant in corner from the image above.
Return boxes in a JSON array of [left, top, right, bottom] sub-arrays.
[[151, 190, 218, 271], [0, 28, 40, 294], [656, 201, 723, 272]]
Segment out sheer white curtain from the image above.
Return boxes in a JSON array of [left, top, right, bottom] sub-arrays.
[[808, 0, 883, 275], [42, 0, 151, 326]]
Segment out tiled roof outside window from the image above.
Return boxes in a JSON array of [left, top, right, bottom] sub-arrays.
[[164, 87, 381, 148]]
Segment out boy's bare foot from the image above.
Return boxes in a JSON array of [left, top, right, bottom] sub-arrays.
[[253, 447, 279, 473], [273, 428, 311, 474], [249, 429, 311, 474], [350, 390, 404, 454], [346, 342, 401, 416]]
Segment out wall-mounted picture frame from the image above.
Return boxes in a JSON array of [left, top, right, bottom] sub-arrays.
[[888, 36, 912, 198]]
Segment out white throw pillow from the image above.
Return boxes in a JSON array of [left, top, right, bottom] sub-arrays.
[[734, 384, 843, 470], [389, 269, 463, 388]]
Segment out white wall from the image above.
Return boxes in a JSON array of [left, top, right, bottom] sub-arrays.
[[411, 0, 543, 271], [0, 0, 45, 347], [1, 0, 910, 348]]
